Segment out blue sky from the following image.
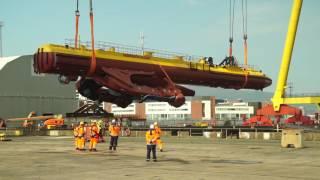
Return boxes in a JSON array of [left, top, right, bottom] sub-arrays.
[[1, 0, 320, 94]]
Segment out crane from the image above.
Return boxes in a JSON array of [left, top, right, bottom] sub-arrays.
[[271, 0, 320, 111], [243, 0, 320, 127]]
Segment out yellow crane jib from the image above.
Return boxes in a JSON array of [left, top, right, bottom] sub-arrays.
[[272, 0, 320, 111]]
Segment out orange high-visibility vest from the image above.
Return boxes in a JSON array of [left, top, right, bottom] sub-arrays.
[[146, 130, 157, 145], [73, 127, 79, 137], [78, 126, 85, 137], [91, 125, 99, 138], [109, 125, 120, 136], [155, 127, 162, 136]]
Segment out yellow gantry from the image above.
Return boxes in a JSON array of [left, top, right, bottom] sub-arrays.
[[272, 0, 320, 111]]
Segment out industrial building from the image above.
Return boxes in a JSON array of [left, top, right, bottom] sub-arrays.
[[0, 55, 78, 120], [105, 96, 215, 125], [105, 97, 263, 126], [215, 101, 259, 126]]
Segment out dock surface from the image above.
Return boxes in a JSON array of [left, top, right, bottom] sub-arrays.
[[0, 136, 319, 180]]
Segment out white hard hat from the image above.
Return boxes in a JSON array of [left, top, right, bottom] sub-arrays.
[[112, 119, 116, 123], [149, 124, 154, 129], [153, 122, 158, 126]]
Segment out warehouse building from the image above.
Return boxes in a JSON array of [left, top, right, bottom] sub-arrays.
[[105, 96, 216, 126], [105, 97, 262, 126], [0, 55, 78, 120], [215, 102, 257, 126]]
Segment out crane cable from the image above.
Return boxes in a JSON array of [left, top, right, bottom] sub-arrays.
[[242, 0, 248, 67], [75, 0, 80, 48], [87, 0, 97, 76], [228, 0, 235, 57], [241, 0, 249, 88]]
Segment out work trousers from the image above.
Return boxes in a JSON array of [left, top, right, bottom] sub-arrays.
[[156, 138, 163, 150], [77, 137, 85, 150], [89, 137, 98, 150], [109, 136, 118, 150], [146, 144, 157, 160]]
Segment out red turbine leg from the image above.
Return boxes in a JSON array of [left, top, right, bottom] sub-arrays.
[[96, 67, 183, 97], [89, 67, 194, 107]]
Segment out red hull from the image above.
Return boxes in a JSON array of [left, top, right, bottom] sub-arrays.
[[34, 52, 271, 90]]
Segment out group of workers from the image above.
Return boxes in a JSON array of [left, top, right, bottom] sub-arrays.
[[73, 119, 164, 162], [73, 119, 121, 152], [73, 120, 98, 151]]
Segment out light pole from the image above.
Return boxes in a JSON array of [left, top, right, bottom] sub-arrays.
[[140, 31, 145, 54]]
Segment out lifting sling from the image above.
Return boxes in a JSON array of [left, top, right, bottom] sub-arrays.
[[74, 0, 80, 48], [228, 0, 235, 57], [73, 0, 96, 76], [87, 0, 97, 76], [242, 0, 248, 67]]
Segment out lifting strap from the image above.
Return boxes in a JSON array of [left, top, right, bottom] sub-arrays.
[[241, 0, 248, 88], [159, 65, 175, 88], [87, 0, 97, 76], [242, 72, 249, 88], [228, 0, 235, 57], [74, 0, 80, 48], [242, 0, 248, 67]]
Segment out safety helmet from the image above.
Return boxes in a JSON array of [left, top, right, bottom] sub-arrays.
[[111, 119, 116, 124], [91, 120, 97, 124], [149, 124, 155, 129], [80, 121, 84, 125], [153, 122, 158, 126]]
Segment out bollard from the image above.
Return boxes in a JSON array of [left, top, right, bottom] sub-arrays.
[[225, 129, 228, 139], [255, 128, 258, 139], [281, 129, 304, 148]]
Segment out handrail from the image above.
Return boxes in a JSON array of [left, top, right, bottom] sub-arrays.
[[64, 39, 203, 61], [64, 39, 263, 72]]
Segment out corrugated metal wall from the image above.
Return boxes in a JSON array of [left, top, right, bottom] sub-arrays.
[[0, 96, 77, 117], [0, 55, 78, 120]]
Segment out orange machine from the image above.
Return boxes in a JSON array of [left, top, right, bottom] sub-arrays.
[[243, 104, 314, 127], [43, 118, 65, 129], [8, 112, 65, 129]]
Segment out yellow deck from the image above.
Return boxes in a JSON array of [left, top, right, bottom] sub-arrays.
[[39, 44, 268, 78]]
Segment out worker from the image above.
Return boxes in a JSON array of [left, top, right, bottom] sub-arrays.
[[73, 125, 79, 150], [0, 118, 6, 128], [207, 57, 213, 66], [109, 119, 121, 151], [145, 124, 157, 162], [89, 120, 99, 151], [77, 121, 86, 151], [97, 120, 105, 142], [154, 122, 164, 152], [84, 121, 90, 142]]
